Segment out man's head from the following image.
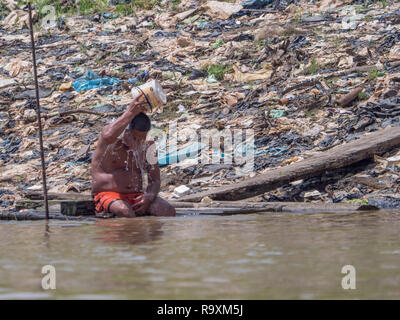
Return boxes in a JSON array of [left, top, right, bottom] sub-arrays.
[[128, 112, 151, 131], [123, 112, 151, 145]]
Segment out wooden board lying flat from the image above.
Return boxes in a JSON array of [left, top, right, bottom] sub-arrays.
[[175, 207, 272, 216], [15, 200, 95, 216], [171, 201, 378, 213], [23, 192, 92, 201], [14, 199, 377, 217], [178, 126, 400, 202], [0, 211, 96, 221]]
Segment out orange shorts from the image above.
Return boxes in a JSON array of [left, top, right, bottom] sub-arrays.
[[94, 192, 143, 216]]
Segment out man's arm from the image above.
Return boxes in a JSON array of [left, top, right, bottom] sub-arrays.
[[101, 94, 145, 145], [145, 141, 161, 200], [134, 141, 161, 215]]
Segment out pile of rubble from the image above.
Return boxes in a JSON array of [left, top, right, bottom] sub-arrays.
[[1, 0, 400, 210]]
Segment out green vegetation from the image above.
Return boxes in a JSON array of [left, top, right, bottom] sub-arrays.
[[333, 36, 344, 49], [310, 58, 318, 74], [206, 64, 231, 81], [345, 199, 369, 205], [211, 39, 224, 49], [32, 0, 108, 17], [31, 0, 160, 18], [131, 0, 161, 10], [0, 1, 10, 17], [255, 39, 266, 48], [304, 58, 319, 75], [79, 43, 88, 54], [78, 0, 106, 14], [114, 4, 133, 16], [368, 68, 382, 80], [358, 91, 369, 100], [171, 0, 181, 10], [293, 12, 302, 23], [306, 110, 315, 118], [364, 14, 373, 21]]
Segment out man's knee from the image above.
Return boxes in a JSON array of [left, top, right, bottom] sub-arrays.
[[110, 200, 135, 218], [164, 203, 176, 216], [150, 198, 176, 217]]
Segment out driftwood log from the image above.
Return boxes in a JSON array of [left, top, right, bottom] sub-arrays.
[[336, 87, 363, 107], [178, 126, 400, 202]]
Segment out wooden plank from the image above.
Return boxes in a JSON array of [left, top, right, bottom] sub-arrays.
[[171, 201, 378, 212], [23, 192, 92, 200], [178, 126, 400, 201], [61, 200, 95, 216], [175, 207, 274, 216], [0, 210, 96, 221], [3, 200, 377, 221], [14, 199, 377, 216], [15, 200, 67, 211], [15, 200, 95, 216]]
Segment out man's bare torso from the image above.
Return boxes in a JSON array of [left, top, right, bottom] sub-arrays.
[[92, 139, 149, 194]]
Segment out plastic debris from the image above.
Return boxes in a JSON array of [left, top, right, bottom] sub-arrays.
[[173, 185, 191, 197], [1, 0, 400, 211], [206, 1, 243, 20], [72, 70, 121, 93], [241, 0, 273, 10]]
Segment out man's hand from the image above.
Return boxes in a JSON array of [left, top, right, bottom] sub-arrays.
[[128, 93, 147, 117], [133, 193, 154, 215]]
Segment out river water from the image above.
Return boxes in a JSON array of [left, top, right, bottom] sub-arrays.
[[0, 211, 399, 299]]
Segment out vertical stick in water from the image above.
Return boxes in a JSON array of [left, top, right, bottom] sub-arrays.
[[28, 2, 49, 219]]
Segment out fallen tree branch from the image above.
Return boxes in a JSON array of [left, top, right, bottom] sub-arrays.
[[43, 109, 123, 119], [281, 79, 317, 95], [323, 61, 400, 80], [336, 86, 363, 107]]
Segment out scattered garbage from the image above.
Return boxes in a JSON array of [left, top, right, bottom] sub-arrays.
[[269, 109, 286, 118], [158, 142, 205, 167], [1, 0, 400, 210], [206, 1, 243, 20], [173, 185, 191, 197], [241, 0, 272, 10]]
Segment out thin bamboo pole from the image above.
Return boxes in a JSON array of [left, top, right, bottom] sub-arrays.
[[28, 2, 49, 219]]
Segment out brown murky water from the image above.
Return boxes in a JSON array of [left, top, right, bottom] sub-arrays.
[[0, 211, 400, 299]]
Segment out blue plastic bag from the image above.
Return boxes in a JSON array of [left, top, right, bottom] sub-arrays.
[[72, 70, 121, 93], [158, 142, 204, 167]]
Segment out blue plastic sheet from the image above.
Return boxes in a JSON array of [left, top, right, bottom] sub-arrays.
[[72, 70, 121, 93], [268, 146, 287, 157], [158, 142, 204, 167]]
